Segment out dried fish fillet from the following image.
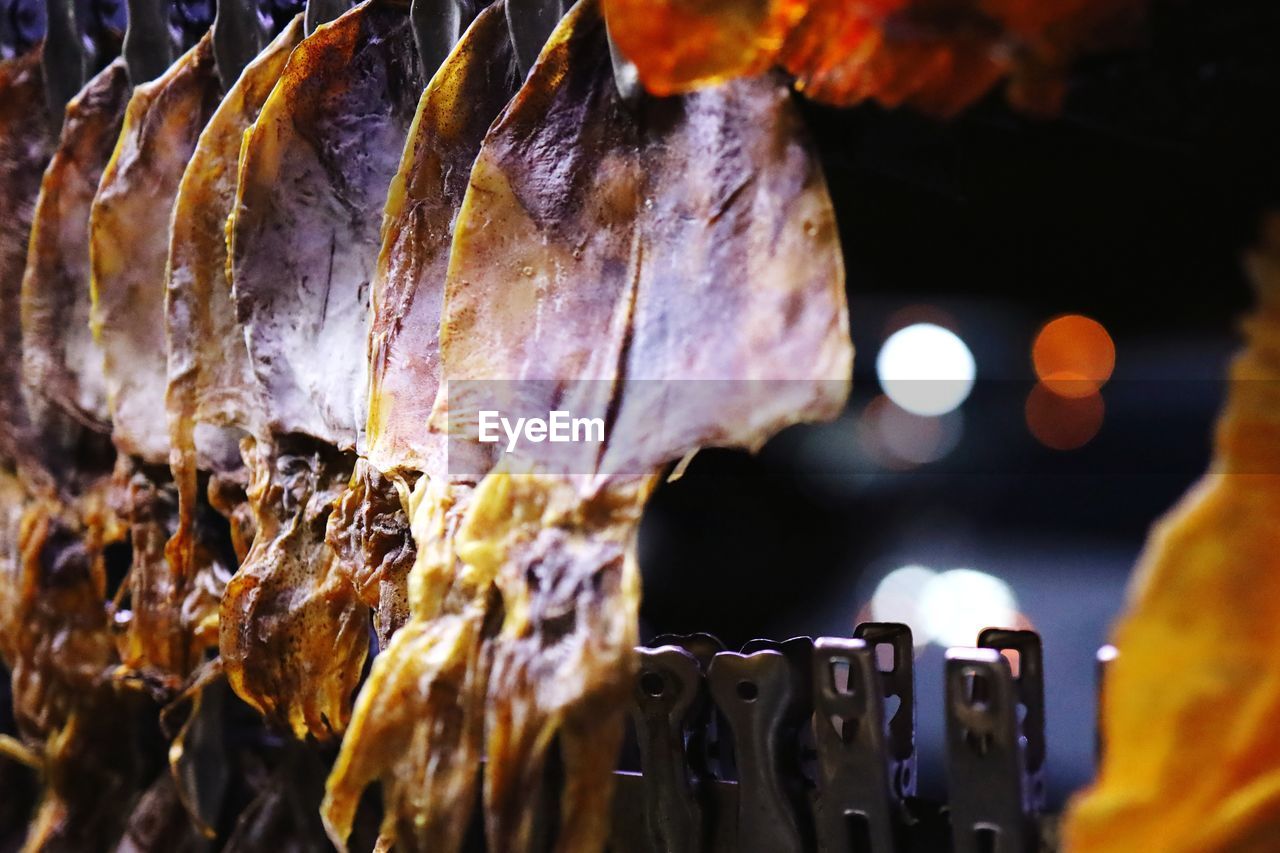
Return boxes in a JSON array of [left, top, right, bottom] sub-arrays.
[[22, 59, 129, 438], [1064, 217, 1280, 851], [325, 2, 849, 849], [0, 47, 55, 488], [223, 0, 432, 739], [91, 33, 222, 465], [604, 0, 1143, 114]]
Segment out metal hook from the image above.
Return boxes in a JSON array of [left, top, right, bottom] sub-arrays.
[[41, 0, 84, 131], [123, 0, 173, 83]]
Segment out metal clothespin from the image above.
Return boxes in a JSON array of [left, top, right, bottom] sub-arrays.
[[41, 0, 85, 131], [854, 622, 918, 800], [707, 643, 812, 853], [630, 644, 707, 853], [651, 633, 727, 780], [811, 638, 898, 853], [978, 628, 1046, 813], [505, 0, 561, 81], [944, 648, 1037, 853], [212, 0, 262, 88], [123, 0, 173, 83]]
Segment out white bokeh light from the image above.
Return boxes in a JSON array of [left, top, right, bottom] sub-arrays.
[[870, 565, 937, 647], [875, 323, 976, 416], [919, 569, 1018, 648]]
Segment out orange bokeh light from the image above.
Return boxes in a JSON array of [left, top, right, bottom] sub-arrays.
[[1032, 314, 1115, 398], [1025, 382, 1104, 450]]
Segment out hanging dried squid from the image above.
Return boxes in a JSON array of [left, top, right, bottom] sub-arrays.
[[323, 1, 850, 850]]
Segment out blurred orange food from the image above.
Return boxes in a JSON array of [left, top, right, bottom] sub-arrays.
[[603, 0, 1144, 115]]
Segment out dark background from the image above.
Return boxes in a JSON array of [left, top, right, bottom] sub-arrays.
[[636, 0, 1280, 809]]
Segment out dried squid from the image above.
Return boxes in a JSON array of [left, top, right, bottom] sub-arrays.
[[603, 0, 1144, 114], [89, 32, 229, 691], [1064, 216, 1280, 851], [21, 59, 129, 441], [224, 0, 429, 738], [0, 46, 56, 489], [323, 1, 850, 849], [162, 18, 308, 724]]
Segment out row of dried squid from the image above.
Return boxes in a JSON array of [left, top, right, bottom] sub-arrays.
[[0, 0, 852, 848]]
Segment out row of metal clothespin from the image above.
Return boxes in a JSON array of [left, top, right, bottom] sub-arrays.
[[610, 624, 1050, 853]]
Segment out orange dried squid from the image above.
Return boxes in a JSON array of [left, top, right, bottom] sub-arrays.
[[603, 0, 1143, 114], [1065, 216, 1280, 851]]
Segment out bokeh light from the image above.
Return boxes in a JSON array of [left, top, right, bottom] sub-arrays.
[[1032, 314, 1115, 398], [870, 565, 936, 648], [876, 323, 976, 416], [859, 395, 963, 468], [869, 565, 1021, 649], [1026, 382, 1105, 450], [919, 569, 1019, 649]]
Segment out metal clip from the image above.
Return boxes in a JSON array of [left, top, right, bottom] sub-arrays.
[[707, 646, 811, 853], [978, 628, 1046, 813], [854, 621, 917, 800], [811, 638, 898, 853], [944, 648, 1036, 853], [630, 645, 707, 853], [650, 632, 727, 780]]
